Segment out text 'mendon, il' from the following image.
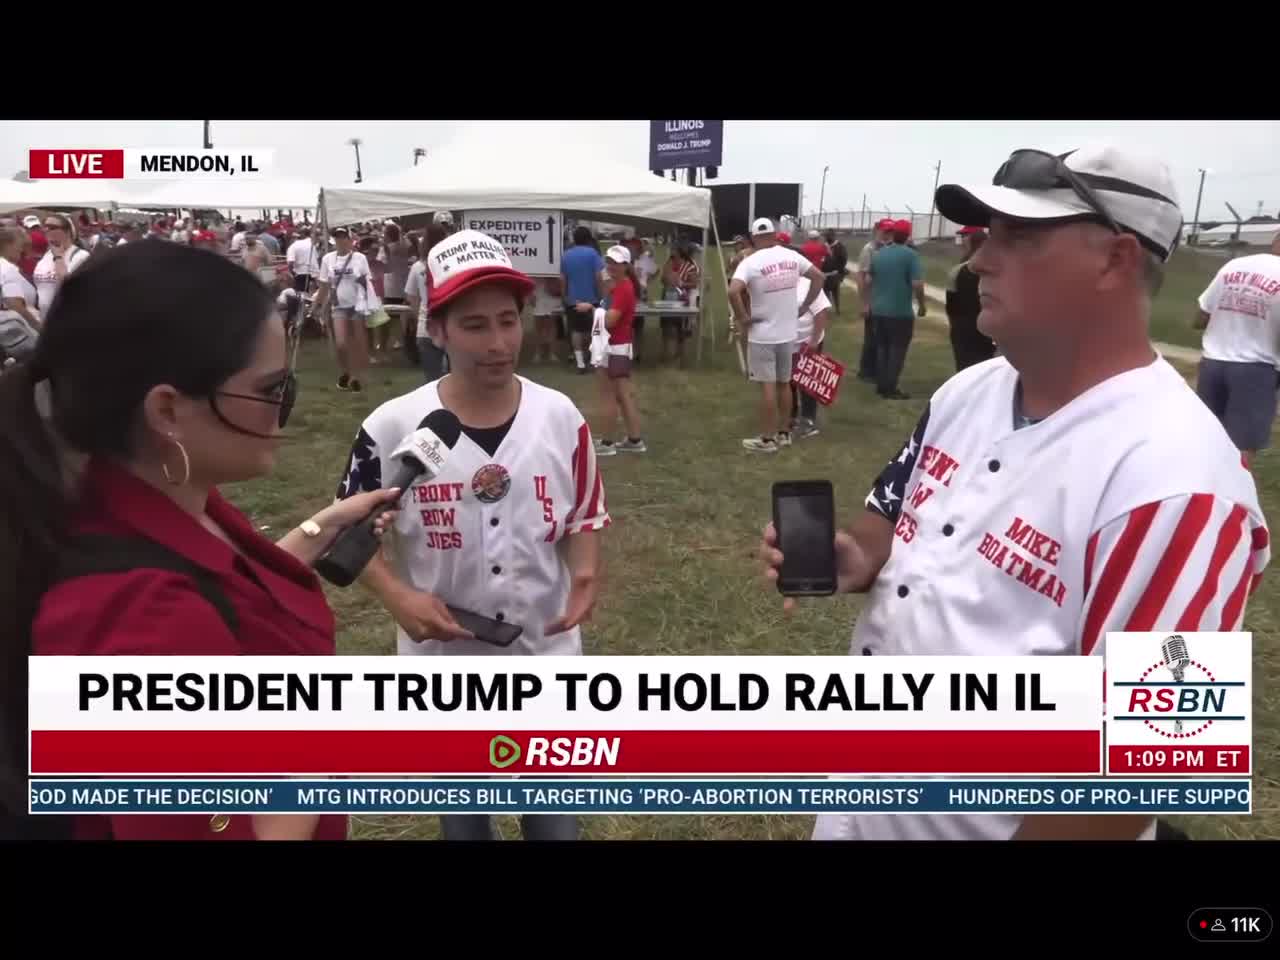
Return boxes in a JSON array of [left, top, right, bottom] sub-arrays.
[[27, 149, 273, 180]]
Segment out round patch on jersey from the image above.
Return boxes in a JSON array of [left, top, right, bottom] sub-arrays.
[[472, 464, 512, 504]]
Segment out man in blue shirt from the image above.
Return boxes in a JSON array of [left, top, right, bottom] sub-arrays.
[[561, 225, 605, 373], [869, 219, 926, 399]]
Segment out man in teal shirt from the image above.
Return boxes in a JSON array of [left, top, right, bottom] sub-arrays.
[[869, 219, 926, 399]]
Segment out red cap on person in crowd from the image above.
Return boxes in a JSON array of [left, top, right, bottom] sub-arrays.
[[425, 228, 535, 312], [958, 225, 986, 235], [894, 219, 913, 235], [777, 231, 792, 245], [876, 218, 895, 230]]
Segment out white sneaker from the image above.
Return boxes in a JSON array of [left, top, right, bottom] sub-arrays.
[[776, 431, 793, 448], [594, 440, 617, 457], [616, 438, 647, 453], [743, 436, 778, 453]]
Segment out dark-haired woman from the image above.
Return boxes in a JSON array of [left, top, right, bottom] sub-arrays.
[[31, 214, 90, 314], [0, 242, 400, 841], [660, 243, 699, 366]]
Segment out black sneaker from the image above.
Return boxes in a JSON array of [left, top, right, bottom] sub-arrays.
[[886, 389, 910, 400], [336, 374, 351, 391], [350, 379, 363, 393]]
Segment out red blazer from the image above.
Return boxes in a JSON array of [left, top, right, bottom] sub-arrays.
[[32, 457, 347, 842]]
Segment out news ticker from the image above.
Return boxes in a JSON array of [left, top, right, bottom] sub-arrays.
[[28, 637, 1251, 779], [28, 779, 1252, 816], [27, 149, 274, 181]]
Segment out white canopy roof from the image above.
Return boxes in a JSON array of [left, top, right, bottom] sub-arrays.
[[323, 137, 710, 230], [0, 177, 319, 216], [0, 179, 127, 214], [110, 177, 319, 212]]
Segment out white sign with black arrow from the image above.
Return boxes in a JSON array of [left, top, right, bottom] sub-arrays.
[[461, 209, 563, 277]]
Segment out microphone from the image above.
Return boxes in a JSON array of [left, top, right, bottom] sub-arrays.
[[315, 409, 462, 587], [1160, 634, 1191, 733]]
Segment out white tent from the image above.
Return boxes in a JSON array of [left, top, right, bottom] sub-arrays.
[[110, 177, 320, 213], [0, 178, 129, 215], [322, 141, 710, 230]]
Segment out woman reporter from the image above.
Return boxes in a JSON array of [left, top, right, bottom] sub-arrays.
[[0, 242, 400, 842]]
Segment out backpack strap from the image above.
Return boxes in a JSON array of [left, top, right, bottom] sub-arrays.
[[53, 534, 239, 636]]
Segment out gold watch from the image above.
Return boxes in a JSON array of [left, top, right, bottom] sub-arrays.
[[299, 519, 322, 538]]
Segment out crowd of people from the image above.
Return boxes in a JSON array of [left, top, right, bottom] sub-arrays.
[[1, 141, 1277, 846]]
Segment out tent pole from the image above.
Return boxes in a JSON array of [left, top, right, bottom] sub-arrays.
[[699, 222, 708, 366], [709, 202, 745, 376]]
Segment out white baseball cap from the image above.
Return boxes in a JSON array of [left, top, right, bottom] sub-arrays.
[[432, 210, 454, 226], [751, 217, 775, 236], [425, 229, 535, 311], [605, 244, 632, 264], [807, 229, 821, 239], [935, 143, 1183, 261], [23, 215, 40, 228]]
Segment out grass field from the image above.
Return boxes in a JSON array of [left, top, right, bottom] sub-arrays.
[[913, 240, 1225, 350], [222, 259, 1277, 841]]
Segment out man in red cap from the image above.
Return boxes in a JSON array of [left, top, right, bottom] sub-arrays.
[[336, 229, 609, 841], [855, 219, 895, 381], [945, 225, 996, 371], [867, 219, 926, 398]]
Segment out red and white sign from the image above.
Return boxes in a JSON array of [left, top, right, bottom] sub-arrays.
[[1105, 631, 1252, 775], [27, 149, 273, 180], [29, 656, 1104, 776], [791, 348, 846, 406]]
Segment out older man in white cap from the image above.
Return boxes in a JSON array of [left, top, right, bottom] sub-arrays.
[[730, 217, 827, 452], [761, 144, 1270, 841]]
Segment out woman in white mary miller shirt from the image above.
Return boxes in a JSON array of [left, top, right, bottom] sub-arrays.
[[31, 214, 90, 314], [314, 227, 372, 393]]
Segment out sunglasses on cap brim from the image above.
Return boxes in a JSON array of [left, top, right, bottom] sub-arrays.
[[992, 149, 1178, 258]]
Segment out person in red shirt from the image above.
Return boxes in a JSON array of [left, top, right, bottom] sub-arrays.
[[801, 229, 829, 268], [592, 245, 645, 455], [0, 242, 400, 842]]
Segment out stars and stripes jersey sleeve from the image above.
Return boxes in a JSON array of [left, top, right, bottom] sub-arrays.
[[1077, 493, 1271, 656], [562, 416, 610, 536], [335, 424, 384, 500], [865, 403, 931, 523]]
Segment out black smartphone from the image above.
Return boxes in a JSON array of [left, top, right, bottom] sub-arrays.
[[446, 605, 524, 647], [771, 480, 837, 596]]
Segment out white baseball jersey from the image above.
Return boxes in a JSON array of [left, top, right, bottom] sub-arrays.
[[336, 375, 610, 658], [814, 353, 1270, 842], [1197, 253, 1280, 366]]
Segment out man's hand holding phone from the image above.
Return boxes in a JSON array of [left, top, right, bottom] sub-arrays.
[[760, 523, 874, 614], [387, 587, 475, 643]]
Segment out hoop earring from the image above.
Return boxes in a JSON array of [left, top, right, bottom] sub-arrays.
[[162, 433, 191, 486]]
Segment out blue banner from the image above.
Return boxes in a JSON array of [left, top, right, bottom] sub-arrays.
[[649, 120, 723, 171], [29, 779, 1250, 815]]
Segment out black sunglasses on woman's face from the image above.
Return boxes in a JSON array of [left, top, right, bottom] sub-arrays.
[[210, 371, 298, 435]]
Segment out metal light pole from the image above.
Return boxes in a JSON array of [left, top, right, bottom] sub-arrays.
[[203, 121, 213, 150], [1191, 168, 1208, 245], [347, 138, 364, 183], [818, 165, 829, 227], [927, 161, 941, 239], [414, 148, 426, 166]]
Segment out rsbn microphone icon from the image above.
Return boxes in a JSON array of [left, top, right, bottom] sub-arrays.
[[1161, 634, 1191, 733]]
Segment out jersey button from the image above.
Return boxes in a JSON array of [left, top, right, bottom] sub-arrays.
[[490, 517, 499, 527], [495, 612, 505, 622], [492, 565, 502, 575], [943, 523, 955, 536], [897, 585, 909, 598], [988, 459, 1001, 472]]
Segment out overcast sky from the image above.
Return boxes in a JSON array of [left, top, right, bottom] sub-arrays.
[[3, 119, 1277, 222]]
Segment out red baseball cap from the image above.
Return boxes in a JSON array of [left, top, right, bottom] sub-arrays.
[[875, 218, 895, 230], [894, 219, 913, 235], [776, 231, 792, 245], [958, 225, 986, 236], [426, 229, 535, 311]]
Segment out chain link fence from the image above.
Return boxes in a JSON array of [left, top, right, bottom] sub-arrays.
[[800, 208, 963, 242]]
